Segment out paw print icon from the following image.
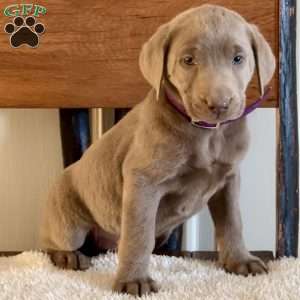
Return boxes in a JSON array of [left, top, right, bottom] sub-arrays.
[[4, 16, 45, 48]]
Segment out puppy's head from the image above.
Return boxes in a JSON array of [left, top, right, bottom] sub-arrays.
[[139, 5, 275, 123]]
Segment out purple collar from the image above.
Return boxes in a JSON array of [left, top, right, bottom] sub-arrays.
[[165, 87, 272, 129]]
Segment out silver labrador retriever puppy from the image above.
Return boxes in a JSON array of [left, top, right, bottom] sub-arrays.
[[40, 4, 275, 297]]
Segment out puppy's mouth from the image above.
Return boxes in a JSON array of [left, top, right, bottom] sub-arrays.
[[184, 98, 246, 124]]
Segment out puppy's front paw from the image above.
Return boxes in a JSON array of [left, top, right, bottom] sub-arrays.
[[113, 277, 159, 296], [223, 254, 268, 276]]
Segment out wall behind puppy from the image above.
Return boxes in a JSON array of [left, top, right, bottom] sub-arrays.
[[0, 109, 63, 251]]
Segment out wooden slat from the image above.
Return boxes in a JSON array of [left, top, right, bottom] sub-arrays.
[[192, 251, 274, 262], [154, 250, 193, 258], [0, 0, 278, 108], [0, 251, 274, 261], [0, 251, 21, 257], [153, 250, 274, 262]]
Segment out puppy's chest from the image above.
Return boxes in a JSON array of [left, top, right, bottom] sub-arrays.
[[157, 132, 244, 231], [188, 131, 235, 169], [172, 133, 242, 198], [166, 135, 236, 201]]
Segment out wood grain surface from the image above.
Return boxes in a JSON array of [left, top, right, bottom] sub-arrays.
[[0, 0, 278, 108]]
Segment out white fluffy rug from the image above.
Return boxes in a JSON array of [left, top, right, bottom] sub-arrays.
[[0, 252, 300, 299]]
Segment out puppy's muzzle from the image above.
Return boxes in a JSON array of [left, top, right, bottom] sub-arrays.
[[194, 93, 234, 118]]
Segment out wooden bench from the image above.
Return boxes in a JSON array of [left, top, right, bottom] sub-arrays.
[[0, 0, 298, 257]]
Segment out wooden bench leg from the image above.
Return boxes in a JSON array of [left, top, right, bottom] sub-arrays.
[[59, 109, 91, 167], [277, 0, 299, 257]]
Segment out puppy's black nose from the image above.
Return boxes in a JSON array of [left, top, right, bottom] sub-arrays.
[[208, 102, 229, 115], [206, 95, 232, 116]]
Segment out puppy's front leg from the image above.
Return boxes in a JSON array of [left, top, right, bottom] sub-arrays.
[[113, 178, 160, 296], [208, 171, 268, 276]]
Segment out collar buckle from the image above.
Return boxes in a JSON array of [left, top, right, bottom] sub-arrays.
[[191, 121, 220, 129]]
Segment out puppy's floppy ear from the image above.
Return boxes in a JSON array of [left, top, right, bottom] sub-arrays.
[[249, 25, 276, 96], [139, 24, 170, 100]]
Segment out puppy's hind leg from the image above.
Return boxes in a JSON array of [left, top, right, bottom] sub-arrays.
[[39, 174, 93, 271], [48, 250, 91, 271]]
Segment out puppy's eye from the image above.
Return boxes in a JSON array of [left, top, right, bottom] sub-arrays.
[[232, 55, 244, 65], [183, 55, 196, 66]]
